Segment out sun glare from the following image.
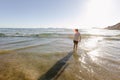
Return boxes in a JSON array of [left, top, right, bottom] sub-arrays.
[[81, 37, 103, 51], [80, 0, 115, 28]]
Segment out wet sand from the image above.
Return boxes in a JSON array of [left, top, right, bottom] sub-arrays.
[[0, 49, 120, 80], [0, 50, 77, 80]]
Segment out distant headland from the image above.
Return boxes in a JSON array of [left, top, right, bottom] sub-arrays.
[[105, 22, 120, 30]]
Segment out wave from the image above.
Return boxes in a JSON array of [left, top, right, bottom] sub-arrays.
[[0, 33, 6, 37], [0, 32, 119, 38], [0, 33, 73, 38]]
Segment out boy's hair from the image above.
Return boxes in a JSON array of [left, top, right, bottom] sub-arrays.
[[75, 29, 78, 32]]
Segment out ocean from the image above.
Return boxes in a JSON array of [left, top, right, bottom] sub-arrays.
[[0, 28, 120, 80]]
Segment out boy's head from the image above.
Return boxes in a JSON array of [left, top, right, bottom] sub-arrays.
[[74, 29, 78, 32]]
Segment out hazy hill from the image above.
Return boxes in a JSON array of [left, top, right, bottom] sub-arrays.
[[106, 23, 120, 30]]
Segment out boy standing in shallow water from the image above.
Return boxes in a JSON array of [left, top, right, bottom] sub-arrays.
[[73, 29, 81, 51]]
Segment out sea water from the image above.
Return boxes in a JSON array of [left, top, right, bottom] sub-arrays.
[[0, 28, 120, 80]]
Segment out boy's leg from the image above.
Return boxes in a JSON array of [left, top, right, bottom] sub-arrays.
[[73, 43, 75, 50], [73, 44, 76, 52], [76, 44, 78, 51], [73, 40, 76, 50]]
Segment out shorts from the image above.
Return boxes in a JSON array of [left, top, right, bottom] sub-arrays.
[[73, 40, 78, 45]]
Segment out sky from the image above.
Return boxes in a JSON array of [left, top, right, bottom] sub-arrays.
[[0, 0, 120, 29]]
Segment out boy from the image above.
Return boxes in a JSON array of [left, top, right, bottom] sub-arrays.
[[73, 29, 81, 51]]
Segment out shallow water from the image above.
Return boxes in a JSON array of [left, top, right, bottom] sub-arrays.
[[0, 28, 120, 80]]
